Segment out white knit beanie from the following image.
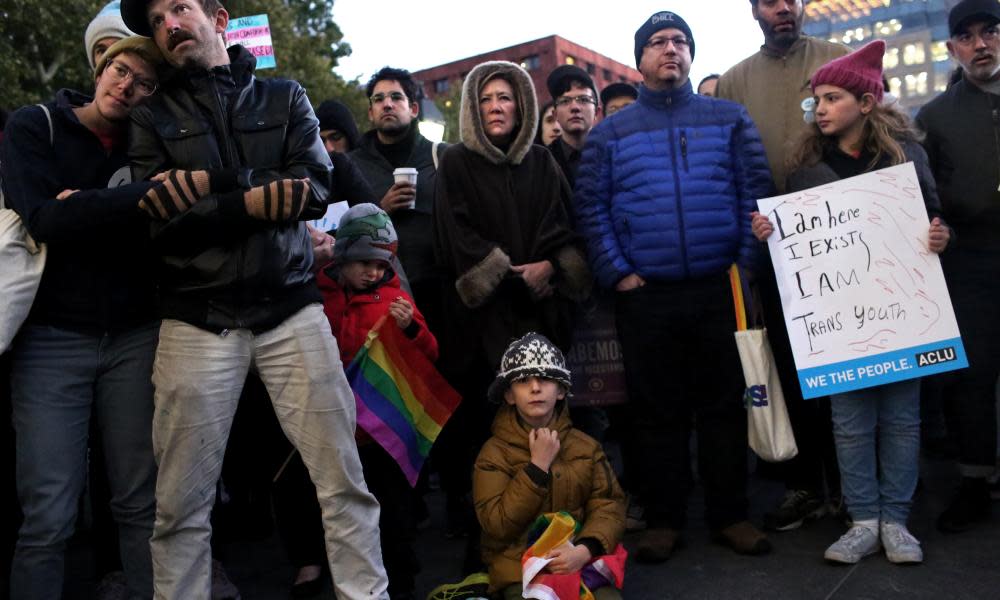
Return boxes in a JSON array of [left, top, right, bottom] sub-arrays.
[[84, 1, 135, 70]]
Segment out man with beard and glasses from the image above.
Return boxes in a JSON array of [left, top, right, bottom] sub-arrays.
[[349, 67, 447, 333], [118, 1, 389, 598], [716, 0, 849, 535], [575, 10, 773, 564], [916, 0, 1000, 535]]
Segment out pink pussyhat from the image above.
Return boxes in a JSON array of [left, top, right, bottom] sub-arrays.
[[811, 40, 886, 102]]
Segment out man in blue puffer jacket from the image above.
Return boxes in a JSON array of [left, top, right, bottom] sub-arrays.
[[575, 10, 775, 563]]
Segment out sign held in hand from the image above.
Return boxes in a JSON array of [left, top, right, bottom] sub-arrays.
[[757, 162, 966, 398]]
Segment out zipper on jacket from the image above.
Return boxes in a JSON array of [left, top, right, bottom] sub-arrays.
[[666, 110, 689, 278], [210, 71, 246, 326], [680, 129, 689, 172]]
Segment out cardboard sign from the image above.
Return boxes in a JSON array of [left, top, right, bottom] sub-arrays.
[[757, 162, 967, 398], [226, 14, 275, 70], [565, 292, 627, 407]]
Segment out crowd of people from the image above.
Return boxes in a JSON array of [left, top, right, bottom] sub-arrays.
[[0, 0, 997, 599]]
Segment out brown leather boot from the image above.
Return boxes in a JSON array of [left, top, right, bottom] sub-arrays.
[[713, 521, 772, 555], [635, 527, 681, 563]]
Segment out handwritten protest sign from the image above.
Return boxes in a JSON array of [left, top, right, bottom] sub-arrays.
[[757, 162, 967, 398], [225, 14, 275, 70]]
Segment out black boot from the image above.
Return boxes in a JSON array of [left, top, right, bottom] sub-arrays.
[[937, 477, 991, 533]]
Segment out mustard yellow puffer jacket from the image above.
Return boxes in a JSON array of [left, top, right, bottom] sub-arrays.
[[473, 403, 625, 592]]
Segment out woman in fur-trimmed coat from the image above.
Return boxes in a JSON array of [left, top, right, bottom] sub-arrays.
[[431, 62, 591, 549], [433, 60, 590, 372]]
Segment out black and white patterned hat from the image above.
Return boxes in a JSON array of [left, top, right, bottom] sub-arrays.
[[487, 333, 572, 403]]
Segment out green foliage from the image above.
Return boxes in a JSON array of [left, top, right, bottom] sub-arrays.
[[224, 0, 366, 122], [0, 0, 104, 109], [0, 0, 365, 118]]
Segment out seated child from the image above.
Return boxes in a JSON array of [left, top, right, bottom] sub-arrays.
[[473, 333, 626, 600]]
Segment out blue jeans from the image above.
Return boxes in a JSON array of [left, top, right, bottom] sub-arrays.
[[830, 379, 921, 524], [9, 322, 159, 600]]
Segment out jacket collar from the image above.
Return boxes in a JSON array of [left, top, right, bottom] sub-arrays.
[[162, 44, 256, 90], [759, 36, 808, 59], [638, 79, 694, 109]]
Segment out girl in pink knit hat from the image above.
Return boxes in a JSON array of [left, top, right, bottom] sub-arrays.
[[750, 40, 951, 567]]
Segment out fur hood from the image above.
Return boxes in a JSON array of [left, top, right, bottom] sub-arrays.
[[460, 61, 539, 166]]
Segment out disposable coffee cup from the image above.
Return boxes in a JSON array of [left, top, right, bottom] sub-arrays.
[[393, 168, 418, 209]]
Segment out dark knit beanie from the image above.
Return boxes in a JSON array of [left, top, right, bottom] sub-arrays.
[[487, 333, 572, 403], [811, 40, 885, 102], [315, 100, 361, 150], [600, 82, 638, 109], [546, 65, 599, 104], [634, 11, 695, 67]]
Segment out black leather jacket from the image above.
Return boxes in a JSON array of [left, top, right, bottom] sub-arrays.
[[129, 46, 331, 333]]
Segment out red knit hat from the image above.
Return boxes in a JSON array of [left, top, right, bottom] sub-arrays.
[[811, 40, 885, 102]]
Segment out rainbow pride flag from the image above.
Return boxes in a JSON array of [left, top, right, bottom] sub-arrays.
[[345, 315, 461, 486]]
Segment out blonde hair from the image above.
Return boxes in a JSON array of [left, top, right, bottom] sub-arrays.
[[789, 96, 921, 173]]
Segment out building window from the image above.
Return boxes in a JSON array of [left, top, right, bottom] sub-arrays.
[[905, 72, 928, 96], [935, 72, 949, 93], [889, 77, 902, 98], [520, 55, 540, 71], [433, 78, 449, 94], [903, 43, 925, 66], [931, 41, 949, 62], [884, 47, 900, 69], [874, 19, 903, 37], [565, 55, 576, 65], [603, 68, 612, 81], [586, 62, 596, 75]]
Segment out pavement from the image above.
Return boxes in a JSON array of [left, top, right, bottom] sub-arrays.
[[38, 449, 999, 600]]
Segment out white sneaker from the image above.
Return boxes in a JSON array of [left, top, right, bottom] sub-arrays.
[[824, 524, 880, 564], [881, 521, 923, 564]]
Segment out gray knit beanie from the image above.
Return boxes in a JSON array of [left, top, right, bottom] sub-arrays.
[[85, 2, 135, 70]]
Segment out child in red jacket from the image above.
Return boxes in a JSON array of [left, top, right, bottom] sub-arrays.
[[317, 203, 437, 365], [302, 203, 437, 599]]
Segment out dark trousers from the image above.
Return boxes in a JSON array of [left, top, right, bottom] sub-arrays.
[[756, 257, 839, 496], [940, 249, 1000, 475], [615, 275, 748, 531]]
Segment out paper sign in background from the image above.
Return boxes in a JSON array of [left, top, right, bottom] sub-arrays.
[[226, 14, 275, 70], [756, 163, 966, 398]]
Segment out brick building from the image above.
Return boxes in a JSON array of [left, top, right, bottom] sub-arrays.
[[412, 35, 642, 105]]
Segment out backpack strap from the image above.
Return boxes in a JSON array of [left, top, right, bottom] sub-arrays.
[[37, 104, 54, 145]]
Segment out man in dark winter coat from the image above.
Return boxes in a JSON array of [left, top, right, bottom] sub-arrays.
[[916, 0, 1000, 534], [119, 0, 388, 598], [545, 64, 599, 190], [349, 67, 447, 330], [575, 10, 774, 563]]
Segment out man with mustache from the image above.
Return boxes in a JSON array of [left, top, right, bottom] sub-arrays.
[[545, 64, 599, 190], [916, 0, 1000, 535], [715, 0, 849, 535], [574, 10, 774, 563], [118, 0, 389, 598]]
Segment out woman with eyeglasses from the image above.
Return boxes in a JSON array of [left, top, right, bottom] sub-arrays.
[[0, 37, 168, 599], [431, 60, 592, 567]]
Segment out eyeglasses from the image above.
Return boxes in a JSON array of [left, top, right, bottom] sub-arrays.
[[644, 36, 690, 52], [370, 92, 408, 104], [953, 25, 1000, 46], [554, 95, 597, 107], [104, 59, 157, 96]]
